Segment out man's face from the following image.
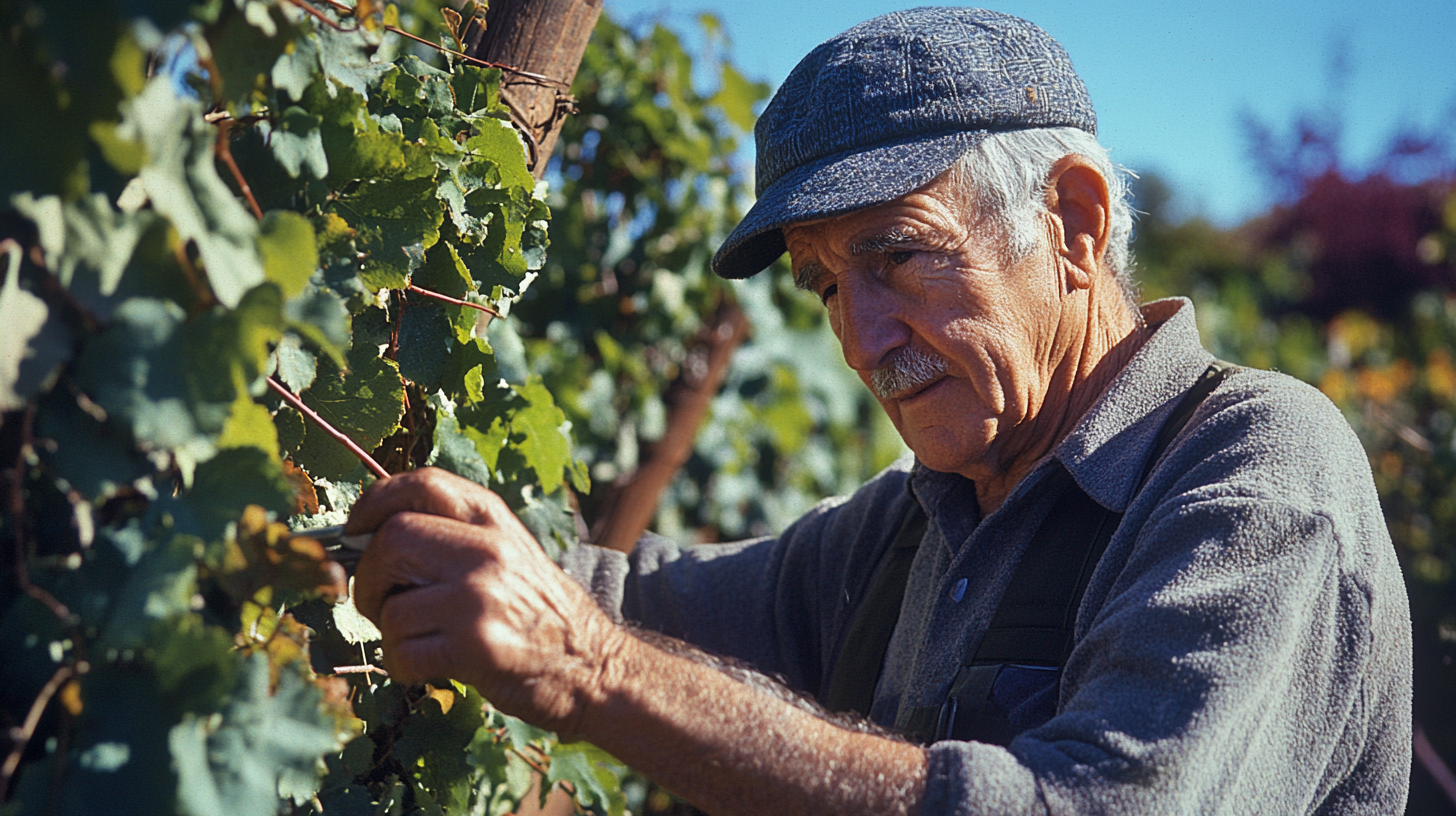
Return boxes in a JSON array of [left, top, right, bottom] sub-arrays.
[[784, 173, 1066, 480]]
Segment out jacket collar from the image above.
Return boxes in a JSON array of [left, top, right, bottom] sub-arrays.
[[1054, 297, 1213, 512]]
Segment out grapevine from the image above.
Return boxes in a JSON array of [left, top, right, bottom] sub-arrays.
[[0, 1, 621, 813]]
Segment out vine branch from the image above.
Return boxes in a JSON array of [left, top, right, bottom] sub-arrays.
[[406, 284, 500, 318], [214, 119, 264, 221], [266, 377, 390, 480], [5, 404, 73, 625], [281, 0, 361, 32], [0, 663, 81, 798], [290, 0, 568, 87]]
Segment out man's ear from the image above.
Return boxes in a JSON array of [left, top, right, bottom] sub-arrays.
[[1043, 155, 1111, 291]]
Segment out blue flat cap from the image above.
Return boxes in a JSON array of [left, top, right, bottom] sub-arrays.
[[711, 7, 1096, 279]]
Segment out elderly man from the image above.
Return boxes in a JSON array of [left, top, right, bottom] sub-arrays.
[[349, 8, 1412, 814]]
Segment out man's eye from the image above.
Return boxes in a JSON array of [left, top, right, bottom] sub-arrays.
[[819, 283, 838, 304], [887, 250, 914, 266]]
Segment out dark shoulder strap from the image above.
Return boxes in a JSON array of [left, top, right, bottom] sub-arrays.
[[821, 501, 926, 716], [823, 361, 1235, 719]]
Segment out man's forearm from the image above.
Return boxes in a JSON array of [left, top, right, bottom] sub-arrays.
[[580, 631, 927, 816]]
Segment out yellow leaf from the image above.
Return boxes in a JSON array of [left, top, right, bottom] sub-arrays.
[[423, 683, 456, 715]]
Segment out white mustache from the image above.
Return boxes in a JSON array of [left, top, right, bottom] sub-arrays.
[[870, 346, 949, 399]]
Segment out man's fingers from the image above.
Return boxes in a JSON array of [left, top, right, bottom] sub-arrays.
[[377, 580, 475, 642], [345, 467, 511, 535], [382, 632, 455, 686], [353, 512, 499, 622]]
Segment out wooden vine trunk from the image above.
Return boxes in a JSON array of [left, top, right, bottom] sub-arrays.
[[457, 0, 604, 177]]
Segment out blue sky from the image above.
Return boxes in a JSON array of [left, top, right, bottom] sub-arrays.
[[603, 0, 1456, 225]]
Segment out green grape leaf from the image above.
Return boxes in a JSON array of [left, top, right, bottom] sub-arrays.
[[272, 30, 321, 101], [711, 63, 771, 132], [396, 303, 452, 391], [273, 333, 318, 393], [316, 18, 388, 97], [171, 655, 345, 816], [150, 613, 239, 715], [393, 682, 487, 814], [0, 246, 70, 410], [90, 120, 148, 176], [275, 405, 307, 457], [330, 588, 382, 645], [295, 351, 404, 480], [522, 194, 551, 271], [516, 486, 578, 557], [509, 377, 572, 494], [451, 65, 503, 116], [52, 666, 179, 814], [258, 210, 318, 298], [467, 723, 535, 813], [350, 305, 393, 355], [184, 284, 285, 419], [118, 78, 265, 308], [457, 197, 528, 294], [414, 240, 474, 299], [271, 105, 330, 179], [463, 364, 487, 404], [447, 334, 498, 402], [96, 535, 199, 652], [73, 298, 220, 466], [187, 447, 294, 541], [546, 742, 629, 816], [206, 1, 295, 108], [384, 56, 457, 120], [334, 176, 441, 291], [426, 392, 492, 486], [12, 191, 154, 295], [284, 283, 351, 366], [311, 82, 406, 181], [131, 76, 267, 304], [34, 388, 147, 500], [470, 415, 510, 473], [218, 393, 281, 457], [464, 119, 535, 194]]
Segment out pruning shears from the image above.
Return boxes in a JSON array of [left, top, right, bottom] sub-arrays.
[[295, 524, 373, 571]]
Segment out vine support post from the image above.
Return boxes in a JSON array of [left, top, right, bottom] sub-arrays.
[[455, 0, 602, 177]]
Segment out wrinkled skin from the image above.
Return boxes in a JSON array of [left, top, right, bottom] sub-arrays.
[[348, 156, 1141, 815], [349, 468, 625, 738], [785, 156, 1144, 512]]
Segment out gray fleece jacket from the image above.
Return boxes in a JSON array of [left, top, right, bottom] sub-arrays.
[[561, 298, 1412, 814]]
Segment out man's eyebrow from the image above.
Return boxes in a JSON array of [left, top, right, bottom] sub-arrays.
[[793, 262, 826, 292], [850, 229, 918, 256]]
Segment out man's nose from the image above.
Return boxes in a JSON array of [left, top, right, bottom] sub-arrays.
[[834, 279, 909, 372]]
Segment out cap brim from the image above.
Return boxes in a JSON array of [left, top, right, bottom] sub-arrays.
[[711, 129, 987, 279]]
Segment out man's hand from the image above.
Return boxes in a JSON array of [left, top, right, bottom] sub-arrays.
[[347, 467, 926, 816], [346, 468, 624, 739]]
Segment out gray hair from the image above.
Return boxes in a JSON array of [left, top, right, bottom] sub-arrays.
[[948, 127, 1139, 310]]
